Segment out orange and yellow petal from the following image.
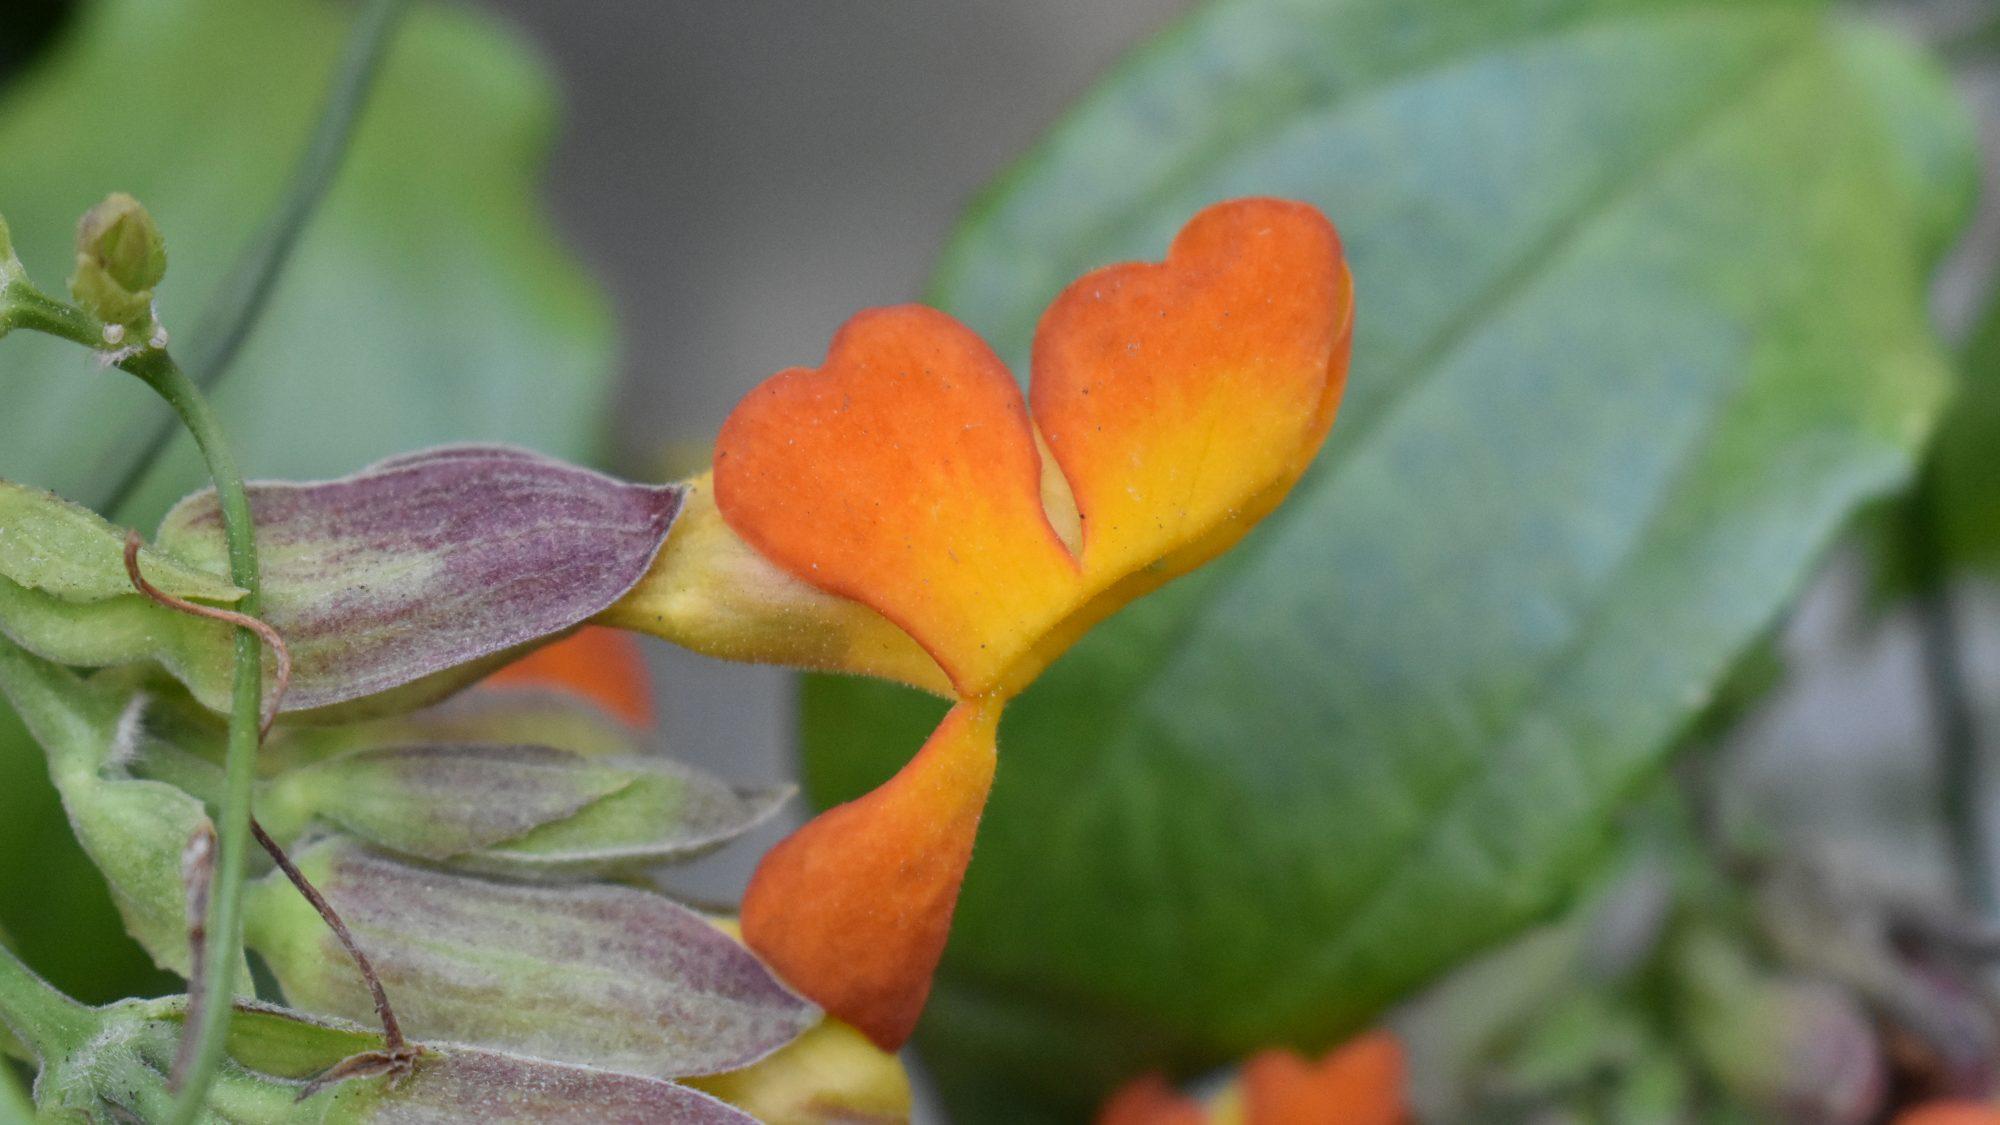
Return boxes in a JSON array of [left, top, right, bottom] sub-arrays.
[[741, 699, 1002, 1049], [1097, 1073, 1210, 1125], [482, 625, 655, 727], [1031, 197, 1351, 588], [600, 475, 949, 695], [714, 305, 1078, 696], [1235, 1033, 1407, 1125]]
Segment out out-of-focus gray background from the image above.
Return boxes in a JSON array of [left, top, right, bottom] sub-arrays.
[[470, 7, 1185, 1112]]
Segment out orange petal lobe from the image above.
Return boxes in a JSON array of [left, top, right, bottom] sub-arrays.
[[1097, 1073, 1210, 1125], [483, 625, 654, 727], [715, 305, 1077, 696], [1241, 1032, 1406, 1125], [741, 700, 1001, 1050], [1031, 197, 1351, 586]]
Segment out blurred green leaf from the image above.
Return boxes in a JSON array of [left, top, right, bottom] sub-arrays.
[[0, 0, 614, 1006], [802, 0, 1976, 1115]]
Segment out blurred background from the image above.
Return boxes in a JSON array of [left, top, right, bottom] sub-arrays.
[[7, 1, 2000, 1122]]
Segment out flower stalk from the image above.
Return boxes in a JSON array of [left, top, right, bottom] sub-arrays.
[[110, 347, 269, 1125]]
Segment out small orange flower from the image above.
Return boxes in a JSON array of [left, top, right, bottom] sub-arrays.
[[1097, 1073, 1208, 1125], [609, 197, 1352, 1046], [1239, 1033, 1406, 1125], [483, 625, 655, 727], [1096, 1032, 1408, 1125]]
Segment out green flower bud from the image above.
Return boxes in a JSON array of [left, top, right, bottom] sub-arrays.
[[69, 192, 167, 328]]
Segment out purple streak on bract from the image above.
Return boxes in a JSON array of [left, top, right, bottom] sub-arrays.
[[282, 842, 818, 1079], [159, 446, 681, 711], [367, 1048, 759, 1124]]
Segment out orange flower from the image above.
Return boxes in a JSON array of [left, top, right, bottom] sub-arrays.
[[1238, 1033, 1406, 1125], [1096, 1032, 1408, 1125], [607, 198, 1352, 1047], [483, 625, 655, 727], [1098, 1074, 1208, 1125]]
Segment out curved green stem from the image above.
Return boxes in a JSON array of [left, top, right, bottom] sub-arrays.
[[95, 0, 411, 517], [0, 944, 94, 1067], [0, 280, 102, 345], [111, 351, 265, 1125]]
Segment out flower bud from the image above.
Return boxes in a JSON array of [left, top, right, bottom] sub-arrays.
[[69, 192, 166, 327], [33, 996, 758, 1122]]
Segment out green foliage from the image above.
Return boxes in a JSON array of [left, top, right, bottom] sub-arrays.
[[0, 0, 618, 1000], [0, 0, 613, 515], [801, 0, 1977, 1115], [0, 641, 253, 986], [0, 628, 816, 1108]]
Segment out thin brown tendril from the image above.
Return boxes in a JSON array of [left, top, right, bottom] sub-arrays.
[[249, 820, 407, 1049], [122, 530, 290, 736], [167, 821, 217, 1093], [250, 819, 421, 1098]]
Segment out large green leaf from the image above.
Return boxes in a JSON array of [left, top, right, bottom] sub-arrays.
[[801, 0, 1975, 1117], [0, 0, 611, 1004]]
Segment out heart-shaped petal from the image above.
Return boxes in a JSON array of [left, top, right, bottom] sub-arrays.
[[1032, 197, 1352, 586], [714, 307, 1078, 696]]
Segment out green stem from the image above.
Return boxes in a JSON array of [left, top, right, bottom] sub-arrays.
[[115, 351, 264, 1125], [0, 281, 102, 346], [0, 944, 94, 1066], [1905, 461, 1994, 917], [95, 0, 411, 517]]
